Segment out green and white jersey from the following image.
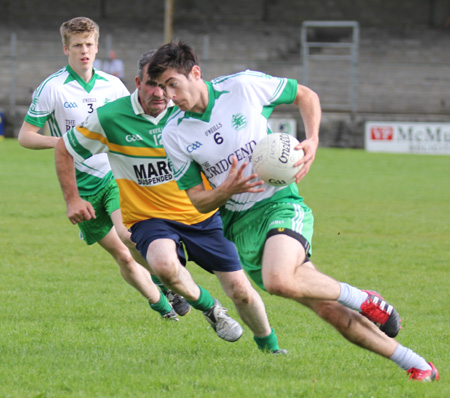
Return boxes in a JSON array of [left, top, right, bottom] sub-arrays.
[[162, 70, 299, 224], [25, 65, 129, 195], [63, 90, 216, 229]]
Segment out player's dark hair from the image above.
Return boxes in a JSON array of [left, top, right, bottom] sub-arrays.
[[137, 50, 156, 80], [147, 40, 199, 80]]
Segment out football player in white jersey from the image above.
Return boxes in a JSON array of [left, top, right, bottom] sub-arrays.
[[17, 17, 190, 321], [146, 40, 438, 381]]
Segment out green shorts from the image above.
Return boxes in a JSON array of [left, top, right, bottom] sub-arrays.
[[78, 179, 120, 245], [224, 196, 314, 291]]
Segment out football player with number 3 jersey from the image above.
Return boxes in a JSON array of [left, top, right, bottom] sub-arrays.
[[18, 17, 189, 321], [23, 64, 128, 194]]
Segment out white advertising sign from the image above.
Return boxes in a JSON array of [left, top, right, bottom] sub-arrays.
[[365, 122, 450, 155]]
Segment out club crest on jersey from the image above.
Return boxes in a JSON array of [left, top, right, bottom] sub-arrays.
[[231, 113, 247, 130]]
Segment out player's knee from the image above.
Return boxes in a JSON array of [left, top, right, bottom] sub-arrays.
[[150, 258, 179, 284], [264, 277, 296, 298], [227, 283, 252, 305], [113, 250, 135, 269]]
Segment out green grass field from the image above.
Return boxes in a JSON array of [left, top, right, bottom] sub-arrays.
[[0, 138, 448, 397]]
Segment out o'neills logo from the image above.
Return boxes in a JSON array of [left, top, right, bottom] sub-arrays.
[[278, 134, 291, 164]]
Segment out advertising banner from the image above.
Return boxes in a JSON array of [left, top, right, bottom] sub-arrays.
[[365, 122, 450, 155]]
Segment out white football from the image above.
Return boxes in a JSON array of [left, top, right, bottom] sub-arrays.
[[251, 133, 304, 186]]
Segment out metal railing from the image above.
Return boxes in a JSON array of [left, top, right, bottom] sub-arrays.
[[301, 21, 359, 113]]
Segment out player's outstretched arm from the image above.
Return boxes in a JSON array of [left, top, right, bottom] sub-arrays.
[[293, 84, 320, 183], [186, 156, 264, 214], [18, 121, 60, 150], [55, 139, 96, 224]]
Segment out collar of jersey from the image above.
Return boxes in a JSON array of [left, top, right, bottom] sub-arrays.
[[182, 81, 227, 123], [130, 89, 172, 124], [64, 65, 109, 93]]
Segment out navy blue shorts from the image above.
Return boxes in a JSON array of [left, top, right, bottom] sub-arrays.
[[129, 212, 242, 274]]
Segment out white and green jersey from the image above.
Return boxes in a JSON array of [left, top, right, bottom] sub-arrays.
[[25, 65, 129, 195], [162, 70, 299, 226]]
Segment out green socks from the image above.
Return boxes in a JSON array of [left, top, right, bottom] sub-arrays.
[[186, 285, 215, 311], [149, 291, 172, 316], [254, 328, 280, 352], [150, 282, 214, 314], [151, 275, 169, 293]]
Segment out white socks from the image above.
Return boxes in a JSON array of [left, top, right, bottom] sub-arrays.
[[337, 282, 369, 311], [338, 283, 431, 372], [390, 344, 431, 371]]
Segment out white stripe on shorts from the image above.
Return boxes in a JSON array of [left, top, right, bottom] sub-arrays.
[[292, 203, 304, 235]]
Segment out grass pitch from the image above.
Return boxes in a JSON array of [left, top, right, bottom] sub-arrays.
[[0, 139, 448, 397]]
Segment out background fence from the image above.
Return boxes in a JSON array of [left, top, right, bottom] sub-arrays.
[[1, 0, 450, 147]]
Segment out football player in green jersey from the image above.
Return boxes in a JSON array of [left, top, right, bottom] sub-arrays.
[[146, 40, 438, 381]]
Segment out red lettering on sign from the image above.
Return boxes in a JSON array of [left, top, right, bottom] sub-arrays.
[[371, 126, 394, 140]]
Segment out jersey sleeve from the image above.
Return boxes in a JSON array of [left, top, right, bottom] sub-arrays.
[[215, 71, 298, 111], [96, 71, 130, 100], [24, 83, 56, 128], [115, 79, 130, 98], [63, 111, 108, 163], [162, 126, 204, 191]]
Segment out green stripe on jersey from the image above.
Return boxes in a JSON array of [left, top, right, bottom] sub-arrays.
[[33, 68, 66, 99], [174, 161, 204, 190], [47, 113, 63, 137], [66, 128, 94, 159]]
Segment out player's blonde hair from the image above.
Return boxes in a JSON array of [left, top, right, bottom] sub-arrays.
[[60, 17, 99, 47]]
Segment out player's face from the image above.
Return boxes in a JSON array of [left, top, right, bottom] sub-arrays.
[[64, 33, 98, 75], [136, 67, 169, 117], [158, 66, 205, 113]]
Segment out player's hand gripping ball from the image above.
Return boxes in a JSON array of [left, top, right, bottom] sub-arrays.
[[251, 133, 304, 186]]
